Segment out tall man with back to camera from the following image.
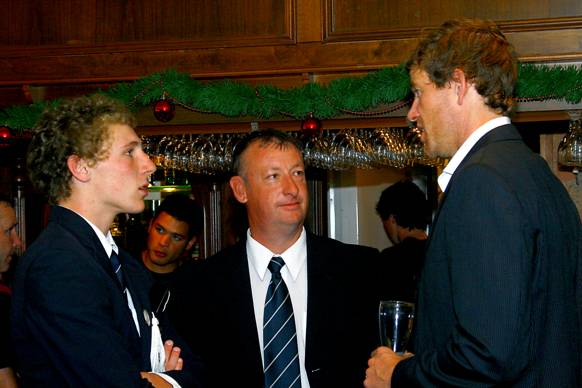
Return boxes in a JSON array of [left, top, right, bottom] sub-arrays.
[[11, 94, 203, 387], [177, 128, 381, 387], [364, 18, 582, 387]]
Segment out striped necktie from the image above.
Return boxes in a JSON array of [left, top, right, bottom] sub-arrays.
[[110, 250, 125, 290], [263, 256, 301, 388]]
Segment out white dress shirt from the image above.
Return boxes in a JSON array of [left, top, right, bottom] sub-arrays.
[[247, 227, 310, 388], [438, 116, 511, 192]]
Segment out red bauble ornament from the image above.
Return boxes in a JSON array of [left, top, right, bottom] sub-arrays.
[[301, 113, 322, 136], [0, 127, 11, 148], [153, 99, 176, 122]]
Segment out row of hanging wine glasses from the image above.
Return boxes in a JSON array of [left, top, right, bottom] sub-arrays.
[[142, 133, 242, 175], [300, 128, 440, 170], [141, 128, 441, 175]]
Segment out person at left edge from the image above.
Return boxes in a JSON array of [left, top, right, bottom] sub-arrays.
[[11, 95, 203, 387], [0, 195, 21, 388]]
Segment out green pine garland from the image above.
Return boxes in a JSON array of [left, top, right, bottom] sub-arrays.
[[1, 63, 581, 131]]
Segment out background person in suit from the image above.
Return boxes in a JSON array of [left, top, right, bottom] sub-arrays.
[[365, 18, 582, 387], [11, 95, 202, 387], [0, 195, 21, 388], [177, 129, 380, 387], [375, 180, 430, 304]]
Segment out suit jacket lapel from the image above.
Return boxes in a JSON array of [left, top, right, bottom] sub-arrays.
[[304, 233, 334, 372], [121, 251, 153, 369], [50, 206, 116, 283], [227, 243, 264, 373]]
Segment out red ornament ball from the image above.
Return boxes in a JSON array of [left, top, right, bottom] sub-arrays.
[[153, 99, 176, 122], [301, 114, 322, 136], [0, 127, 11, 148]]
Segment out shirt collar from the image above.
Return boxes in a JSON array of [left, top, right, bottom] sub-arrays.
[[68, 208, 118, 257], [246, 228, 307, 281], [438, 116, 510, 192]]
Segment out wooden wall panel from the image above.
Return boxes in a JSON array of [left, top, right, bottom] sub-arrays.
[[3, 0, 293, 48], [326, 0, 582, 40], [0, 39, 414, 85], [297, 0, 324, 42], [1, 0, 582, 115]]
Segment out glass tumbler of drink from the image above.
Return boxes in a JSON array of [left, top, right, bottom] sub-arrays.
[[378, 300, 415, 354]]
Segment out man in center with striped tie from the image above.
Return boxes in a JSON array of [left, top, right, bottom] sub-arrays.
[[181, 129, 381, 388]]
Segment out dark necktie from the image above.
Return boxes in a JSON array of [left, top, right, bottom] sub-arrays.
[[110, 250, 125, 290], [263, 256, 301, 388]]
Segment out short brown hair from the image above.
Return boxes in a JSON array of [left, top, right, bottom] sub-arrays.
[[27, 94, 136, 204], [407, 18, 517, 115], [231, 128, 303, 177]]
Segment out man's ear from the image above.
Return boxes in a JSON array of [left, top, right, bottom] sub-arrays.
[[186, 236, 197, 251], [388, 214, 397, 225], [67, 155, 91, 182], [451, 68, 469, 105], [229, 175, 248, 204]]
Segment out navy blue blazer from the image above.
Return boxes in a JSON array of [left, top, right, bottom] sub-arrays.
[[175, 232, 381, 388], [11, 206, 203, 387], [393, 124, 582, 387]]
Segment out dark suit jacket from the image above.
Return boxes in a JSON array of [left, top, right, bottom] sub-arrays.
[[11, 206, 203, 387], [378, 237, 427, 304], [393, 124, 582, 387], [0, 283, 13, 370], [176, 232, 380, 388]]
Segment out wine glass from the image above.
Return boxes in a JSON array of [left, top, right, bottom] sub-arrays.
[[378, 300, 415, 354]]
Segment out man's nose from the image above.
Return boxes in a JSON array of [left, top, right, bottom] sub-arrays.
[[282, 174, 299, 196], [407, 99, 420, 123], [160, 234, 171, 246], [143, 152, 157, 176]]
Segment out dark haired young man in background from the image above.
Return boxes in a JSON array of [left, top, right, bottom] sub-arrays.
[[141, 193, 203, 334], [375, 180, 430, 303]]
